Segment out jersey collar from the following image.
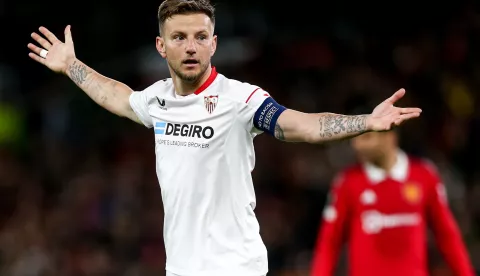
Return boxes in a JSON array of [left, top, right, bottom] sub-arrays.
[[363, 150, 409, 184], [194, 66, 218, 95]]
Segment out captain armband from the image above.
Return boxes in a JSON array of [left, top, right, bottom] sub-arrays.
[[253, 97, 287, 136]]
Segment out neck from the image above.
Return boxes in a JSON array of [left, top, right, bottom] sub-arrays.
[[171, 65, 212, 96], [372, 148, 398, 171]]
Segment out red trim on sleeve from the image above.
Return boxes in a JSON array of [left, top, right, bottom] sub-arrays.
[[194, 66, 218, 95], [245, 88, 261, 103]]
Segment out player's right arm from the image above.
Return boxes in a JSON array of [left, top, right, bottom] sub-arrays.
[[27, 25, 140, 123], [66, 59, 139, 122], [311, 173, 351, 276]]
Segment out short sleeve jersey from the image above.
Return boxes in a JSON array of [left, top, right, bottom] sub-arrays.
[[129, 67, 280, 276]]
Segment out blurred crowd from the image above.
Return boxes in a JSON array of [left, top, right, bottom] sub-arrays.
[[2, 1, 480, 275]]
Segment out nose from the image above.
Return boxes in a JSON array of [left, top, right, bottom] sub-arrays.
[[186, 39, 196, 55]]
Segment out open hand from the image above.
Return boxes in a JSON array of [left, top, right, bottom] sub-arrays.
[[27, 25, 76, 75], [367, 89, 422, 131]]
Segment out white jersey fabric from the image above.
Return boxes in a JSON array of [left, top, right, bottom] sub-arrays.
[[129, 67, 272, 276]]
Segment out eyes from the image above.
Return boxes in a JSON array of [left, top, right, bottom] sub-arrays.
[[172, 34, 208, 41]]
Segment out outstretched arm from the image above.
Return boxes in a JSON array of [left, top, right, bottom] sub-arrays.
[[274, 110, 368, 142], [27, 25, 140, 123], [64, 58, 138, 122], [274, 89, 421, 143]]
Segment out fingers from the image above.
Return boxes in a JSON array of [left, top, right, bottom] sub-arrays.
[[386, 88, 406, 104], [28, 30, 49, 66], [64, 25, 73, 44], [31, 32, 52, 50], [39, 26, 60, 44], [27, 43, 44, 56], [28, 52, 46, 65], [400, 107, 422, 114], [394, 112, 421, 126]]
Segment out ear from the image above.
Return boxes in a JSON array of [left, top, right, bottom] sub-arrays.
[[210, 35, 217, 57], [156, 36, 167, 58]]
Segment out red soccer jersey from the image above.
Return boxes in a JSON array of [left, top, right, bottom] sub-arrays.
[[311, 152, 474, 276]]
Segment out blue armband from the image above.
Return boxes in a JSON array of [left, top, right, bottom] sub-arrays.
[[253, 97, 287, 136]]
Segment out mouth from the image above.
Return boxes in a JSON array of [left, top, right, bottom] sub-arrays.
[[182, 59, 199, 65]]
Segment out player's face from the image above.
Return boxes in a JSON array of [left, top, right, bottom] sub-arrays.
[[156, 13, 217, 83], [351, 132, 389, 163]]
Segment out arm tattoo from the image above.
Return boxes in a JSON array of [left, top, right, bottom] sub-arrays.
[[274, 122, 285, 140], [68, 61, 89, 85], [318, 114, 367, 139]]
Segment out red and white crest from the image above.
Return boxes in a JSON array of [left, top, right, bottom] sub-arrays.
[[204, 95, 218, 114]]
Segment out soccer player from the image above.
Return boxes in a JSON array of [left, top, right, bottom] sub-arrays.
[[27, 0, 422, 275], [310, 107, 475, 276]]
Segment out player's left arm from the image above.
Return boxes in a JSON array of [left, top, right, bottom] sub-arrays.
[[274, 110, 369, 142], [424, 162, 475, 276], [270, 89, 421, 143]]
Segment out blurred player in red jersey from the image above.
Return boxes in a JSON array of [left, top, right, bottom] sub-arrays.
[[310, 106, 475, 276]]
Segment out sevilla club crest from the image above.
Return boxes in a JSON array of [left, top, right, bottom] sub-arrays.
[[204, 95, 218, 114]]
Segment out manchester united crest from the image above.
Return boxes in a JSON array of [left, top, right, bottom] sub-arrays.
[[402, 183, 422, 204], [204, 95, 218, 114]]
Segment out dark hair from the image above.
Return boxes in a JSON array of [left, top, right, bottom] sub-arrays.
[[157, 0, 215, 35]]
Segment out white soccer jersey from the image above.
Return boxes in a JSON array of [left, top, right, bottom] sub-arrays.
[[129, 67, 279, 276]]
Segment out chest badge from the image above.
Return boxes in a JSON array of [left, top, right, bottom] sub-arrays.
[[360, 189, 377, 205], [204, 95, 219, 114], [403, 182, 422, 204]]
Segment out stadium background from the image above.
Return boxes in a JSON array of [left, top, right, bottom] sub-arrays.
[[1, 0, 480, 275]]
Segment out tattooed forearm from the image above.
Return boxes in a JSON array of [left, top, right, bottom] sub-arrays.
[[64, 59, 135, 118], [68, 60, 90, 85], [318, 114, 368, 139], [274, 122, 285, 140]]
